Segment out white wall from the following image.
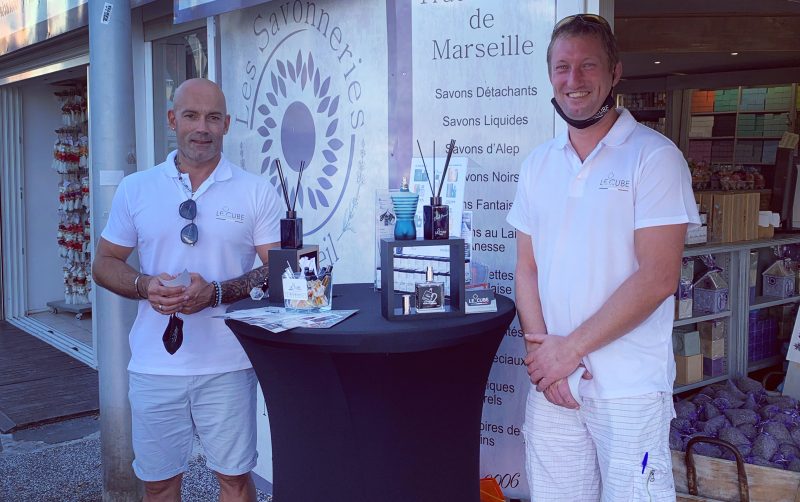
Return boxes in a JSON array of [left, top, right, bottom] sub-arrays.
[[22, 83, 67, 311]]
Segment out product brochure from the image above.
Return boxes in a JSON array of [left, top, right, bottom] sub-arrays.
[[216, 307, 358, 333]]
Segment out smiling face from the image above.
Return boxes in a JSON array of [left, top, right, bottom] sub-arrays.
[[168, 78, 230, 168], [549, 33, 621, 123]]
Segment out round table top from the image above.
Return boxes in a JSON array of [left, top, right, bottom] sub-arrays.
[[226, 283, 516, 354]]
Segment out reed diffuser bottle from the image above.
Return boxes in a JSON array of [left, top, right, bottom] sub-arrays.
[[420, 138, 455, 240], [280, 210, 303, 249], [424, 197, 449, 240], [274, 159, 306, 249]]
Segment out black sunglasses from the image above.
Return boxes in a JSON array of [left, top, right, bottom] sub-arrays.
[[553, 14, 611, 32], [179, 199, 198, 245]]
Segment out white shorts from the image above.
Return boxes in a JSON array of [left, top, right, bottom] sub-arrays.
[[523, 386, 676, 501], [128, 369, 258, 482]]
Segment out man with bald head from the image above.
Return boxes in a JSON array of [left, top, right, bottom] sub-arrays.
[[93, 78, 282, 501]]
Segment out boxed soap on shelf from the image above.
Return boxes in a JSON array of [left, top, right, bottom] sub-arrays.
[[702, 356, 726, 377], [762, 259, 795, 299], [698, 319, 725, 341], [675, 354, 703, 385], [700, 337, 725, 359], [673, 329, 701, 357]]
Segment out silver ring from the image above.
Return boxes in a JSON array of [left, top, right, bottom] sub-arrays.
[[158, 304, 163, 311]]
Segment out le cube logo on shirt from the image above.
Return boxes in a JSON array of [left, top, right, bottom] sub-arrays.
[[216, 206, 245, 224], [598, 171, 631, 192], [233, 1, 366, 237]]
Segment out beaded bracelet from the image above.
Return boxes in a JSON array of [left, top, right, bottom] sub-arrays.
[[211, 281, 222, 308]]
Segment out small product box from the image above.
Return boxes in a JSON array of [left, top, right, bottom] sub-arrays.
[[693, 269, 729, 314], [673, 329, 701, 356], [701, 337, 725, 359], [749, 251, 758, 302], [703, 356, 727, 377], [675, 354, 703, 385], [675, 268, 694, 320], [680, 258, 694, 282], [748, 310, 779, 362], [763, 259, 796, 299], [698, 319, 725, 341], [675, 294, 693, 320], [684, 225, 708, 245]]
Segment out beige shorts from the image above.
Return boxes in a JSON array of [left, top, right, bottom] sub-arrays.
[[128, 368, 258, 482]]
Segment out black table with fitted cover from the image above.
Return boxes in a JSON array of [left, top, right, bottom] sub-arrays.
[[226, 283, 516, 502]]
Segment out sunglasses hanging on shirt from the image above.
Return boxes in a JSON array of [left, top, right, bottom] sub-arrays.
[[179, 198, 198, 245], [175, 155, 199, 246]]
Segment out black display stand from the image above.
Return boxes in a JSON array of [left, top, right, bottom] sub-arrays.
[[380, 237, 465, 320], [226, 283, 516, 502]]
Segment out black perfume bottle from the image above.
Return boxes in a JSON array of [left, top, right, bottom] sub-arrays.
[[280, 211, 303, 249], [423, 197, 449, 240]]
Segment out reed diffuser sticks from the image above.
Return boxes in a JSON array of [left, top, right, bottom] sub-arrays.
[[437, 139, 456, 199], [416, 140, 435, 194], [415, 138, 457, 197], [274, 159, 306, 214]]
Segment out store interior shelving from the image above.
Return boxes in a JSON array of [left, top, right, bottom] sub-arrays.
[[673, 234, 800, 394], [686, 84, 798, 169], [616, 91, 667, 134]]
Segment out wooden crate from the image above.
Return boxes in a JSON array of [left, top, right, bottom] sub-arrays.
[[696, 191, 761, 243], [672, 448, 800, 501]]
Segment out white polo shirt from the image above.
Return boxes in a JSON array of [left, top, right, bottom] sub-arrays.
[[101, 151, 282, 376], [507, 108, 700, 399]]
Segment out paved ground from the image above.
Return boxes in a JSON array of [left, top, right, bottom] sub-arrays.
[[0, 415, 273, 501]]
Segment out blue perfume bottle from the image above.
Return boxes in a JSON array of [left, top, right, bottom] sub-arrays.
[[391, 177, 419, 240]]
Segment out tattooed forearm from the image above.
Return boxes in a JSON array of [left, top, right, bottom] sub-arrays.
[[220, 265, 269, 304]]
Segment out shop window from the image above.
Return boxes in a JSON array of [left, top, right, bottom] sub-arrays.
[[152, 29, 207, 162]]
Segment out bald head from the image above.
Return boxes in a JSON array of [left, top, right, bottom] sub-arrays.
[[168, 78, 230, 168], [173, 78, 227, 116]]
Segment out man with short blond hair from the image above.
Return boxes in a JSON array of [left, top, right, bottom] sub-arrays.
[[507, 15, 700, 501]]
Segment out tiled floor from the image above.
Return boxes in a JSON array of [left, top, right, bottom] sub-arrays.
[[30, 311, 93, 346]]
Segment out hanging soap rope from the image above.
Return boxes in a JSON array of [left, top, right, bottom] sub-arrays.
[[53, 85, 91, 306]]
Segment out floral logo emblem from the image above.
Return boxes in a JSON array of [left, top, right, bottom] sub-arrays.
[[256, 50, 344, 211]]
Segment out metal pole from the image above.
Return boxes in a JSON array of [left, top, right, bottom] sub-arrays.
[[88, 1, 142, 500]]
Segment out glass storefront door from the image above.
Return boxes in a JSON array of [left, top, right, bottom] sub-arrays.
[[152, 29, 207, 162]]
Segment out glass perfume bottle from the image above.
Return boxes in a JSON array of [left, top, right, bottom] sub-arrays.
[[280, 210, 303, 249], [415, 265, 444, 312], [391, 177, 419, 240], [423, 196, 449, 240]]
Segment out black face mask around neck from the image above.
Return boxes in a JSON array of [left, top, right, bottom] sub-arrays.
[[551, 89, 615, 130]]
